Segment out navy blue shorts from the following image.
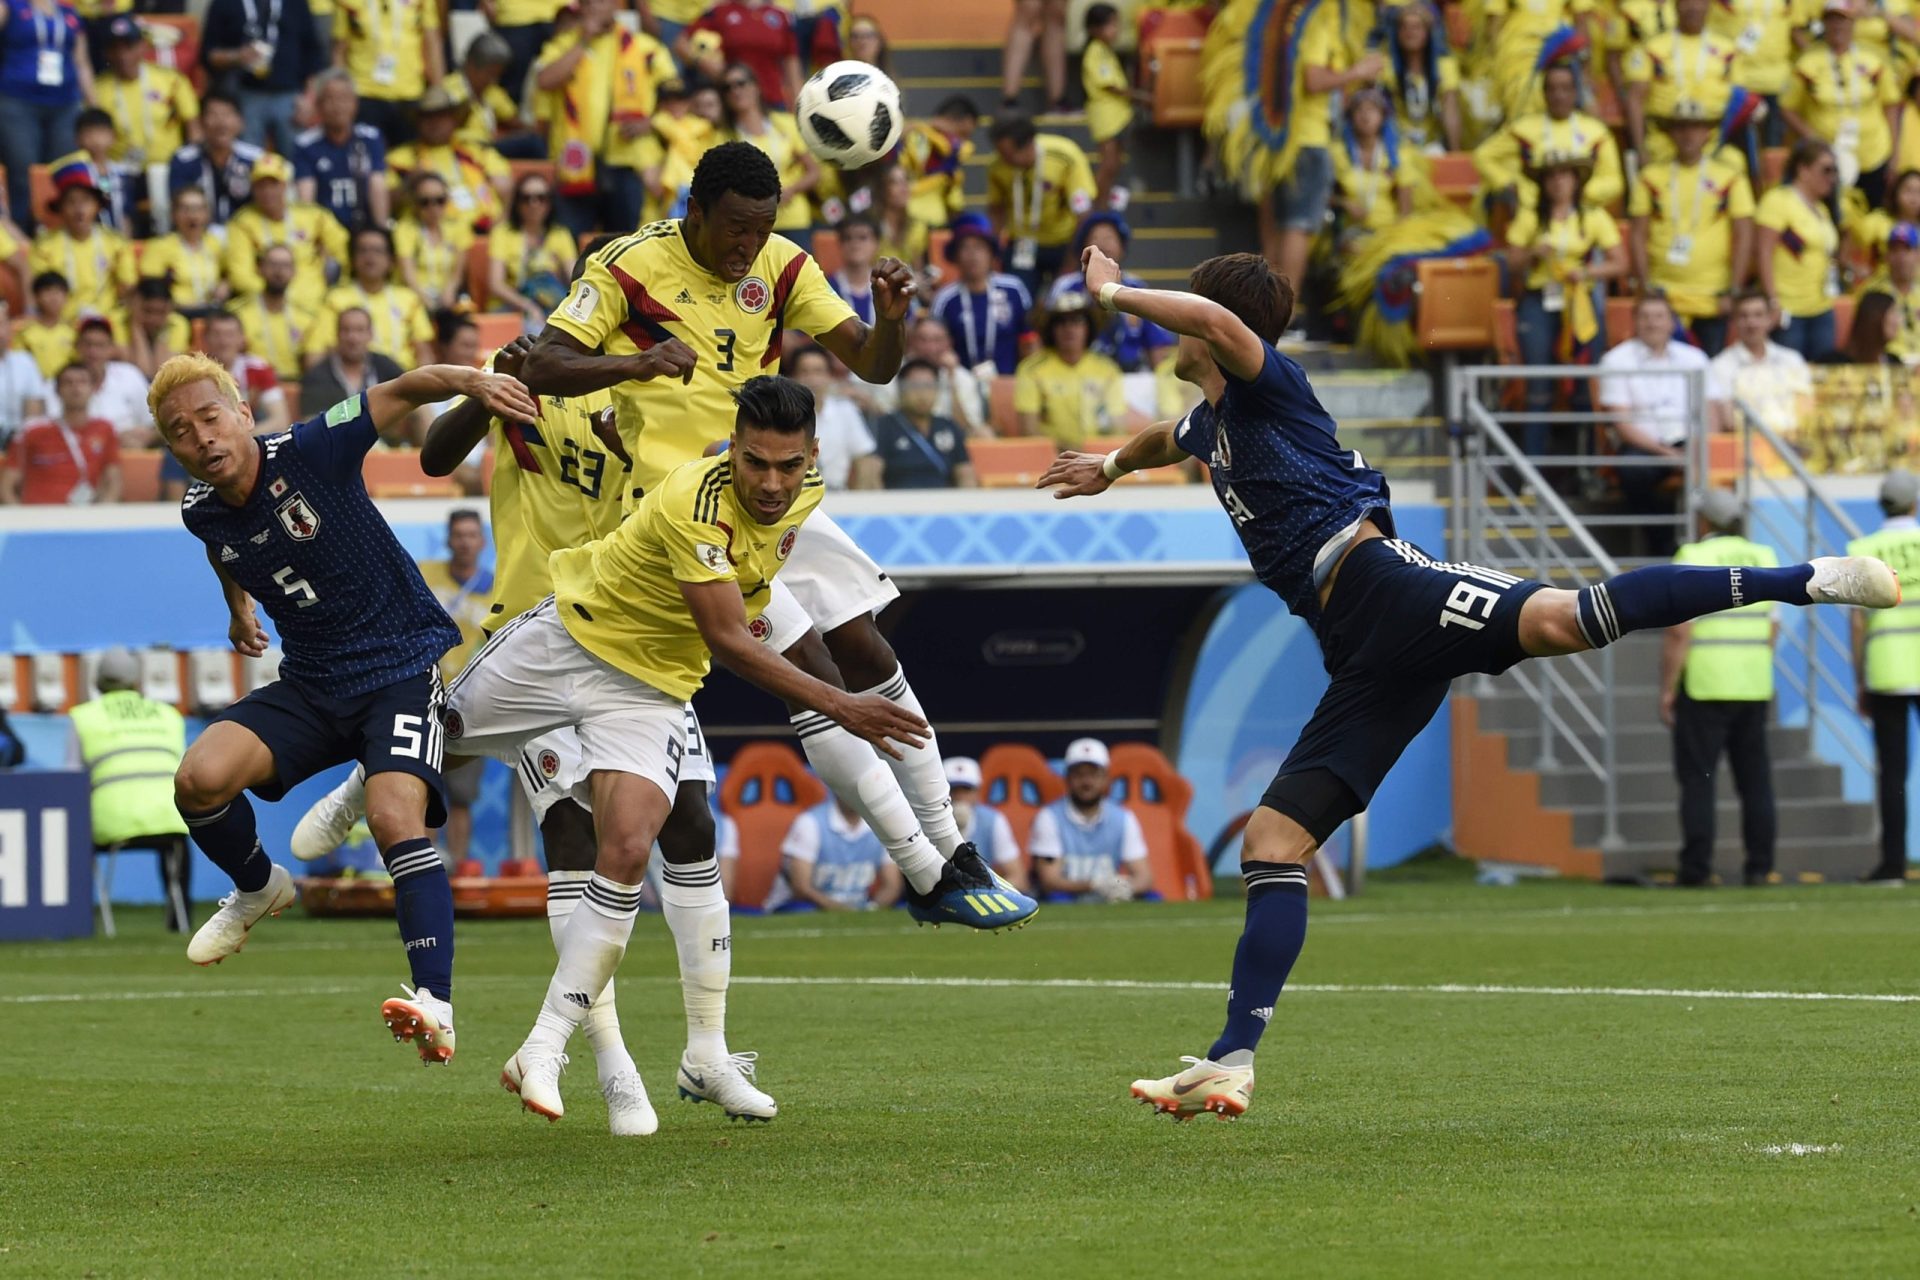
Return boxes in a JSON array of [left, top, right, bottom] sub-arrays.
[[1271, 537, 1546, 809], [214, 668, 450, 828]]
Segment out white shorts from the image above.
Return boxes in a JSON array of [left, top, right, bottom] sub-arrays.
[[760, 578, 815, 653], [514, 700, 716, 823], [782, 510, 899, 633], [444, 599, 686, 802]]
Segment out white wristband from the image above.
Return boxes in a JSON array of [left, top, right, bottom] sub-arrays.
[[1101, 449, 1126, 480], [1097, 281, 1124, 312]]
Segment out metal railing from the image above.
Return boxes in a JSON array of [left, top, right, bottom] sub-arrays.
[[1730, 397, 1875, 774], [1448, 364, 1714, 852]]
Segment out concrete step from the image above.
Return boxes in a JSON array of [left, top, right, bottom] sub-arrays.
[[1495, 721, 1815, 764], [1569, 797, 1875, 847], [1596, 836, 1887, 883], [1534, 757, 1848, 807]]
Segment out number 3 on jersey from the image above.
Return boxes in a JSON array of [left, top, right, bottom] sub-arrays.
[[714, 328, 737, 372]]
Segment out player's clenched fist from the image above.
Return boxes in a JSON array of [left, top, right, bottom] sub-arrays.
[[1038, 451, 1113, 499], [871, 256, 918, 320], [634, 337, 698, 385], [832, 690, 929, 760], [465, 370, 543, 425]]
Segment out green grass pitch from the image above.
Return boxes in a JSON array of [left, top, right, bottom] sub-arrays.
[[5, 873, 1920, 1278]]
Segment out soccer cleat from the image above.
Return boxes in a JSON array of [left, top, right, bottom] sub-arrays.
[[904, 845, 1039, 931], [1130, 1056, 1255, 1122], [290, 766, 367, 861], [602, 1070, 659, 1137], [676, 1051, 778, 1121], [381, 985, 456, 1065], [501, 1044, 568, 1121], [186, 864, 296, 965], [1807, 556, 1901, 609]]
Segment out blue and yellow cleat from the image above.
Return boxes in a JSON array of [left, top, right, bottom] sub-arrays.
[[905, 846, 1039, 931]]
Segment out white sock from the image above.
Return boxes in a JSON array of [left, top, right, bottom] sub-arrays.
[[545, 871, 636, 1079], [530, 874, 641, 1054], [860, 665, 964, 858], [791, 710, 948, 894], [659, 855, 731, 1064]]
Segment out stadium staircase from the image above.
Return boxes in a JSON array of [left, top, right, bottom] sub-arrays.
[[1444, 370, 1884, 883]]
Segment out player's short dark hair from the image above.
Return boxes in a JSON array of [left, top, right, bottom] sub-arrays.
[[334, 305, 373, 331], [465, 30, 511, 67], [134, 276, 173, 303], [897, 356, 939, 381], [836, 212, 879, 239], [991, 115, 1037, 148], [1189, 252, 1294, 344], [933, 94, 980, 121], [30, 270, 68, 294], [75, 107, 114, 134], [203, 90, 243, 117], [689, 140, 783, 212], [1085, 3, 1120, 32], [731, 374, 816, 437], [781, 343, 830, 376], [448, 508, 483, 531]]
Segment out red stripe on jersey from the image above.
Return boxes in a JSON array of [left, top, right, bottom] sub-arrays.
[[761, 252, 811, 366], [609, 262, 683, 351], [501, 422, 542, 474]]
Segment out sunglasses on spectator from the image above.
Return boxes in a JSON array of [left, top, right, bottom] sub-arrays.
[[521, 190, 552, 202], [416, 194, 447, 206]]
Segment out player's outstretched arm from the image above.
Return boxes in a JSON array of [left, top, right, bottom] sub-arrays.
[[1079, 245, 1269, 382], [204, 544, 268, 658], [519, 327, 698, 396], [678, 577, 929, 760], [814, 256, 916, 384], [1038, 420, 1188, 499], [420, 336, 535, 476], [368, 365, 541, 438]]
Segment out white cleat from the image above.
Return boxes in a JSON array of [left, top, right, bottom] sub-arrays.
[[1129, 1056, 1255, 1122], [501, 1043, 568, 1121], [676, 1051, 778, 1121], [186, 864, 296, 966], [602, 1070, 659, 1136], [290, 766, 366, 861], [1808, 556, 1901, 609], [381, 985, 456, 1065]]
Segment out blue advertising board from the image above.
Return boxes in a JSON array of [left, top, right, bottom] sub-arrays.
[[0, 770, 93, 940]]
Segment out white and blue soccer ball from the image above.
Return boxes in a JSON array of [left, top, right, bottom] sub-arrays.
[[795, 60, 903, 170]]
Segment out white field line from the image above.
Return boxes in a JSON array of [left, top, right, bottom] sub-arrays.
[[12, 976, 1918, 1006], [1755, 1143, 1843, 1156]]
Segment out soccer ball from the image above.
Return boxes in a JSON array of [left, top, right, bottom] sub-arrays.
[[795, 60, 903, 170]]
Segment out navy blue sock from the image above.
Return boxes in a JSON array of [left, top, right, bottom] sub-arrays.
[[179, 796, 271, 892], [382, 838, 454, 1000], [1206, 863, 1310, 1062], [1576, 562, 1813, 648]]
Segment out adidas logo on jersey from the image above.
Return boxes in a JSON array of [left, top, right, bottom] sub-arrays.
[[220, 545, 239, 562], [675, 288, 694, 304]]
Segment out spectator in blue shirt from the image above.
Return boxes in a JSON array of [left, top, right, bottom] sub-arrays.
[[167, 91, 263, 227], [293, 69, 390, 231], [200, 0, 324, 154], [0, 0, 88, 231], [827, 212, 878, 325], [863, 357, 975, 489], [931, 212, 1032, 377], [1045, 213, 1176, 372]]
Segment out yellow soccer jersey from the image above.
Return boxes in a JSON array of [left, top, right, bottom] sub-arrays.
[[987, 133, 1099, 247], [141, 232, 229, 309], [388, 141, 509, 233], [545, 222, 857, 496], [30, 226, 136, 325], [1628, 158, 1755, 319], [549, 454, 824, 701], [235, 296, 318, 382], [305, 281, 434, 367], [334, 0, 440, 101], [1082, 38, 1132, 144], [96, 64, 198, 165], [18, 318, 74, 380], [483, 381, 628, 627], [417, 559, 493, 678], [225, 203, 349, 311]]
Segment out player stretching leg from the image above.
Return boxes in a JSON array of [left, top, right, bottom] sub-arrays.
[[1041, 248, 1900, 1121], [519, 142, 1034, 931], [447, 377, 925, 1122], [157, 350, 541, 1063]]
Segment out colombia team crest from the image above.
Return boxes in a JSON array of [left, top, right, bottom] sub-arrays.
[[777, 526, 798, 559], [444, 709, 464, 739], [735, 276, 771, 314], [538, 749, 560, 779], [748, 615, 772, 642], [275, 493, 320, 540]]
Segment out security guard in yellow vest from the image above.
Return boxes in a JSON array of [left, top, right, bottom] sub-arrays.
[[1848, 470, 1920, 884], [66, 649, 192, 930], [1660, 490, 1779, 886]]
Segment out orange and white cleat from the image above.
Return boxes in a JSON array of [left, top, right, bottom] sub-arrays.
[[381, 985, 456, 1065], [1130, 1056, 1255, 1122], [1808, 556, 1901, 609], [186, 864, 296, 966], [501, 1043, 568, 1121]]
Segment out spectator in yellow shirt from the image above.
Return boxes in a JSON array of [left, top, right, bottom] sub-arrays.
[[1782, 0, 1904, 206], [1474, 61, 1626, 212], [532, 0, 676, 235], [393, 171, 474, 313], [233, 245, 318, 382], [304, 224, 435, 369], [225, 153, 349, 312], [29, 164, 136, 331], [1081, 3, 1137, 208], [1624, 0, 1738, 159], [332, 0, 443, 144], [141, 187, 231, 312], [987, 115, 1098, 295], [487, 171, 576, 327], [722, 61, 819, 239], [450, 31, 541, 159], [1755, 138, 1842, 357], [1382, 1, 1461, 153], [1013, 295, 1139, 448], [388, 86, 512, 235], [19, 272, 76, 380], [874, 163, 931, 280], [1628, 99, 1757, 354], [484, 0, 568, 111], [94, 16, 198, 167], [900, 97, 979, 229], [1847, 167, 1920, 269], [1708, 0, 1802, 146], [1860, 221, 1920, 361]]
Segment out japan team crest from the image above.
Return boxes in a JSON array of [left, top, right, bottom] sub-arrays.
[[748, 615, 772, 642], [538, 749, 560, 779], [777, 526, 798, 559], [275, 493, 320, 540], [735, 276, 771, 314]]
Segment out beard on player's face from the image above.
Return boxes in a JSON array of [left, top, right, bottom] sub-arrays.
[[730, 426, 817, 523], [689, 192, 778, 281]]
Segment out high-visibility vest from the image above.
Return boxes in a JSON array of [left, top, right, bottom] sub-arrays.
[[1674, 535, 1778, 701], [68, 689, 188, 846], [1847, 522, 1920, 693]]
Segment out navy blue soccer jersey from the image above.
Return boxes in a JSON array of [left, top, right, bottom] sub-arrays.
[[180, 395, 459, 698], [1174, 345, 1394, 629]]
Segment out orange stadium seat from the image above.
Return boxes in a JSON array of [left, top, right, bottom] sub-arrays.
[[926, 229, 957, 288], [508, 161, 557, 191], [811, 228, 841, 276], [1148, 38, 1205, 129], [718, 741, 825, 910], [473, 312, 523, 356], [1833, 294, 1855, 349], [363, 449, 458, 498], [465, 241, 491, 310], [1428, 152, 1478, 207], [979, 742, 1063, 851], [29, 165, 53, 223], [119, 450, 163, 502], [986, 375, 1020, 434], [1492, 299, 1519, 363], [1416, 258, 1498, 352], [1107, 742, 1212, 901], [970, 437, 1057, 487]]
